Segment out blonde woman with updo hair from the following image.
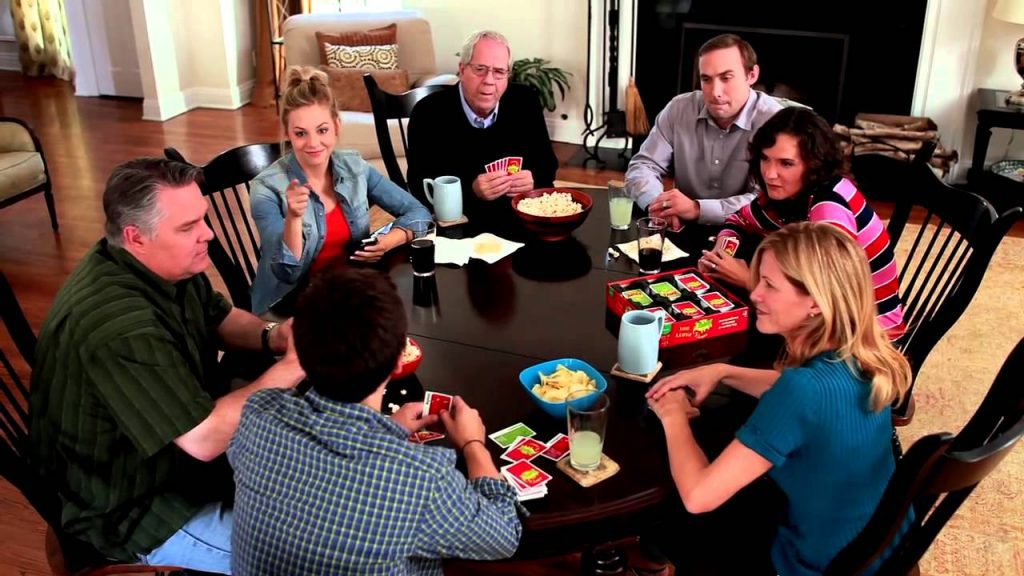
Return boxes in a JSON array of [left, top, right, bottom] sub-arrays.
[[250, 66, 430, 317], [646, 222, 912, 575]]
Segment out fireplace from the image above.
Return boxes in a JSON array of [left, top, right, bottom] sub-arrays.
[[634, 0, 928, 126]]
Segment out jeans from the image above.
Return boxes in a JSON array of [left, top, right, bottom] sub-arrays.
[[138, 501, 232, 574]]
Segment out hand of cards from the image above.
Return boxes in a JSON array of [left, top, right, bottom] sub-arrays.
[[485, 156, 523, 175], [490, 427, 569, 502]]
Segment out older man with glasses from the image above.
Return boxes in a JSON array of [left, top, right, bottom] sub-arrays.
[[407, 30, 558, 222]]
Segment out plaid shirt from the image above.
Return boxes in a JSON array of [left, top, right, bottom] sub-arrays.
[[228, 389, 521, 575]]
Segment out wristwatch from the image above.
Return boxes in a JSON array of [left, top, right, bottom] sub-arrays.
[[261, 322, 280, 355]]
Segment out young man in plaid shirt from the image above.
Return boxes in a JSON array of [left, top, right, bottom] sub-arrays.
[[228, 268, 521, 575]]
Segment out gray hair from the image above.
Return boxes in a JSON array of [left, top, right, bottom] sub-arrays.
[[459, 30, 511, 67], [103, 158, 202, 245]]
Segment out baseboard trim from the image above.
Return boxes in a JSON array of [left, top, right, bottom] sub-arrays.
[[183, 80, 255, 110], [143, 92, 187, 122]]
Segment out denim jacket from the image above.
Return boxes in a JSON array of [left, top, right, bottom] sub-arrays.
[[249, 150, 430, 315]]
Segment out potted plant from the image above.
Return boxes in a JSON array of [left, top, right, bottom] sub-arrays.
[[511, 57, 572, 112]]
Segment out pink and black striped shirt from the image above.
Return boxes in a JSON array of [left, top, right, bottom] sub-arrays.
[[720, 177, 906, 340]]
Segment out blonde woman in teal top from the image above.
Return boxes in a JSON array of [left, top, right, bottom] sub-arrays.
[[646, 222, 912, 575]]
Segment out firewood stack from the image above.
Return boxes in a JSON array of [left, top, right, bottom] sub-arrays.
[[833, 113, 958, 177]]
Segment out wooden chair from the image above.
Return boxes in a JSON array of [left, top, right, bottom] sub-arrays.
[[164, 143, 282, 311], [0, 272, 185, 575], [0, 117, 58, 230], [853, 157, 1022, 426], [825, 337, 1024, 576], [363, 74, 446, 191]]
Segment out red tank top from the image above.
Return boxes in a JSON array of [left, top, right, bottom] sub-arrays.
[[310, 204, 351, 274]]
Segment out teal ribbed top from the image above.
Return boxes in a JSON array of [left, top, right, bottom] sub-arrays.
[[737, 352, 896, 576]]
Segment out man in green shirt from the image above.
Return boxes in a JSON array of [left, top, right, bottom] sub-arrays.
[[28, 158, 306, 574]]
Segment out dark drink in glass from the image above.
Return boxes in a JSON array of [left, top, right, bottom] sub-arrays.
[[635, 217, 667, 274], [411, 238, 435, 276]]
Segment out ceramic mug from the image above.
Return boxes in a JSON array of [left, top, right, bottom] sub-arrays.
[[617, 309, 664, 375], [422, 175, 463, 222]]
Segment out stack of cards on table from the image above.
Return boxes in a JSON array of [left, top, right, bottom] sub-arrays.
[[410, 391, 452, 444], [488, 424, 570, 501], [484, 156, 523, 175]]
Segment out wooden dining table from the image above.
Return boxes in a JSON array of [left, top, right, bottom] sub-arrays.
[[375, 188, 775, 565]]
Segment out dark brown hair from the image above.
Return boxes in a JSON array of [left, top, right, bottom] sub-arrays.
[[748, 107, 844, 198], [293, 268, 407, 403], [698, 34, 757, 72]]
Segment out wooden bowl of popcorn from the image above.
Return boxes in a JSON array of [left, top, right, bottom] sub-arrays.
[[511, 188, 593, 241]]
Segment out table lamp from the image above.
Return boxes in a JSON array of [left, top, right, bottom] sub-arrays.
[[994, 0, 1024, 106]]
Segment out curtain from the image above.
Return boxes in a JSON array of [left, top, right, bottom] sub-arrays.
[[252, 0, 314, 108], [9, 0, 74, 81]]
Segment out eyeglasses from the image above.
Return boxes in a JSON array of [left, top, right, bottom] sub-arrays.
[[465, 63, 510, 80]]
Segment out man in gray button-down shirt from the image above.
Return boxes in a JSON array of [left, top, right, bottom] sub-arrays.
[[626, 34, 782, 227]]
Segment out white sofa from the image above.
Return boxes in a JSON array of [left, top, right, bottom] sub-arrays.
[[282, 11, 457, 175]]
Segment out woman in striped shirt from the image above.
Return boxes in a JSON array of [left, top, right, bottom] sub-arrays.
[[700, 106, 905, 339]]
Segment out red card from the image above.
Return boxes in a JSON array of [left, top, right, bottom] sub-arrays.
[[506, 157, 523, 175], [699, 291, 734, 311], [505, 460, 552, 488], [717, 236, 740, 256], [409, 430, 445, 444], [672, 301, 705, 319], [422, 391, 453, 417], [541, 433, 570, 461], [501, 437, 548, 462], [675, 273, 710, 294]]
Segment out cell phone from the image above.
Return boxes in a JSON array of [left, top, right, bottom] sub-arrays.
[[360, 237, 379, 247]]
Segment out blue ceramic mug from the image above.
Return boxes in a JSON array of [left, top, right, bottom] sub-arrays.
[[423, 175, 463, 222], [617, 309, 664, 375]]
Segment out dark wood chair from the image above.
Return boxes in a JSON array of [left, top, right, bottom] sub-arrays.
[[825, 337, 1024, 576], [164, 143, 282, 311], [0, 117, 59, 230], [853, 157, 1023, 426], [363, 74, 446, 191], [1, 272, 185, 576]]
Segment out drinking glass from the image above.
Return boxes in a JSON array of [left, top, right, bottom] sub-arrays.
[[636, 217, 667, 274], [608, 180, 633, 230], [566, 390, 610, 471], [408, 220, 436, 277]]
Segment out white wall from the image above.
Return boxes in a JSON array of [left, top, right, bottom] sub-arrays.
[[403, 0, 590, 144], [0, 0, 18, 71], [130, 0, 254, 120], [964, 0, 1024, 174]]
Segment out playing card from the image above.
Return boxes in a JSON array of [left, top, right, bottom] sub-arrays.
[[540, 433, 570, 461], [500, 157, 508, 173], [501, 436, 549, 463], [672, 301, 705, 319], [500, 469, 547, 501], [675, 273, 710, 294], [505, 460, 552, 488], [422, 391, 453, 417], [699, 291, 735, 311], [506, 157, 522, 175], [485, 160, 498, 174], [488, 422, 537, 448], [409, 430, 446, 444], [716, 236, 740, 257]]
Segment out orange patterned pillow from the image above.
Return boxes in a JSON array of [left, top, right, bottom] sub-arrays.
[[316, 23, 397, 66], [323, 43, 398, 70], [321, 67, 409, 112]]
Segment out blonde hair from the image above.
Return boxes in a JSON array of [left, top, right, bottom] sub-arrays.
[[280, 66, 337, 128], [751, 222, 911, 411]]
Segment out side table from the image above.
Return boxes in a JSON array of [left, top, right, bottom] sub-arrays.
[[967, 88, 1024, 212]]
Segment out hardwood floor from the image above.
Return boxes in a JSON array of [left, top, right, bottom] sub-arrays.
[[0, 72, 631, 575]]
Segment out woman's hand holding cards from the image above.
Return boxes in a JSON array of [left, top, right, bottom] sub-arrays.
[[699, 249, 750, 288]]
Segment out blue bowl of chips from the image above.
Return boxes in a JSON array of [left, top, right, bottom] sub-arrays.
[[518, 358, 608, 419]]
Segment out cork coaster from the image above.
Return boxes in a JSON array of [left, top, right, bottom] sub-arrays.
[[437, 214, 469, 228], [610, 361, 663, 383], [557, 453, 620, 487]]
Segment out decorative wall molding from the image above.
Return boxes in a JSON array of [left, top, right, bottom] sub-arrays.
[[183, 79, 255, 111]]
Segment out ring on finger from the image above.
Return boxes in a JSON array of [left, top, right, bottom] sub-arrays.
[[662, 200, 669, 209], [711, 262, 718, 270]]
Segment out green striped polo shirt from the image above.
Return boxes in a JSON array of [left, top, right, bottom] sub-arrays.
[[28, 239, 233, 561]]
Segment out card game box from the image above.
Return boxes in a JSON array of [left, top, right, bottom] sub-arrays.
[[606, 267, 749, 348]]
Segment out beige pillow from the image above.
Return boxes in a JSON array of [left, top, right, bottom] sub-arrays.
[[316, 23, 397, 66], [321, 67, 410, 112], [323, 43, 398, 70]]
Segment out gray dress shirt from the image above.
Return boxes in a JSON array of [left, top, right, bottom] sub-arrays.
[[625, 90, 782, 224]]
